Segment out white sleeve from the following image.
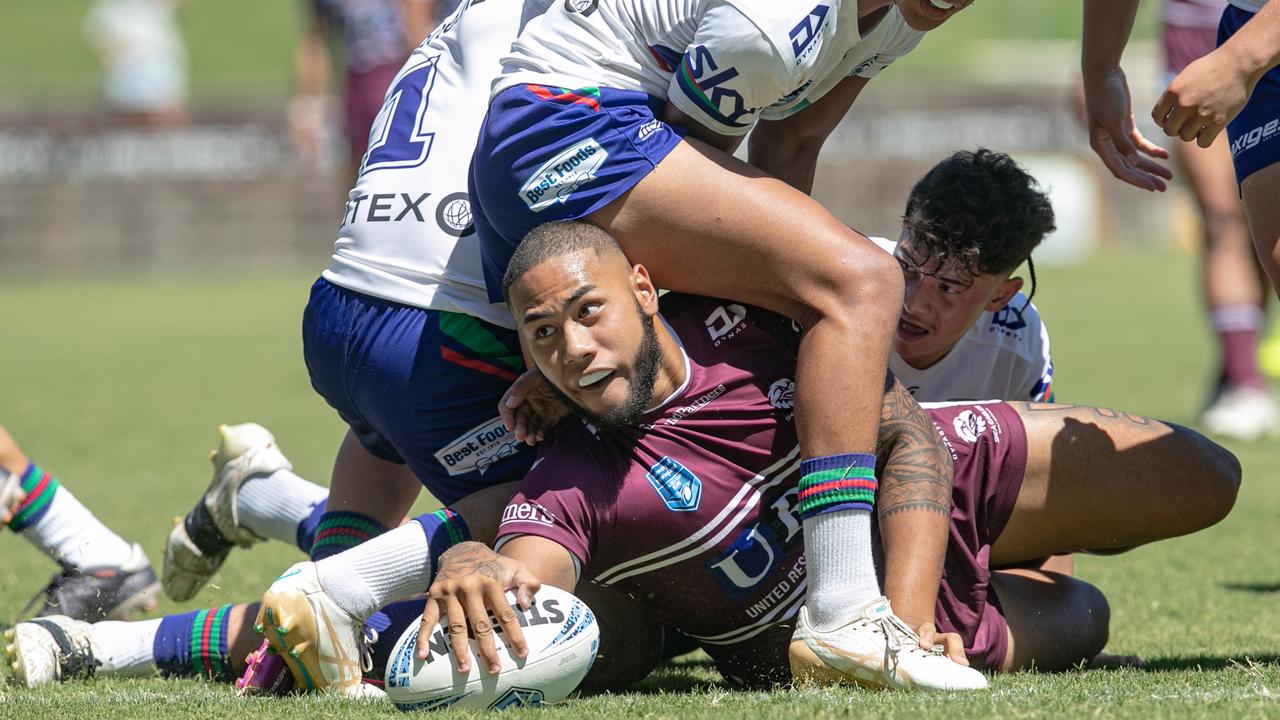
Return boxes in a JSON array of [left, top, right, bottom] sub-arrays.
[[667, 2, 798, 136], [1020, 303, 1055, 402], [849, 22, 924, 80]]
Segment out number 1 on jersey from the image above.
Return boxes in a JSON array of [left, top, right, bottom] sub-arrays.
[[360, 56, 440, 175]]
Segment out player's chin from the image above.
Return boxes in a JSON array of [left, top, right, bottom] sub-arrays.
[[900, 0, 960, 31]]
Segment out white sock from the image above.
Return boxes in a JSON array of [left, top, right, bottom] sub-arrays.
[[90, 618, 161, 678], [316, 521, 430, 620], [235, 468, 328, 544], [803, 510, 880, 631], [21, 486, 134, 569]]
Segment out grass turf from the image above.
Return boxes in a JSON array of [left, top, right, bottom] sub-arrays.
[[1, 250, 1279, 717]]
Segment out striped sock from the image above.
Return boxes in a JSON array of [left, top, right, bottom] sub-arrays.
[[797, 453, 881, 631], [153, 604, 236, 682], [295, 501, 328, 554], [8, 462, 60, 532], [414, 508, 471, 578], [309, 511, 388, 561], [797, 454, 878, 519]]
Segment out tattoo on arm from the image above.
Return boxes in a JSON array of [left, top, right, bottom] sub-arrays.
[[438, 541, 503, 581], [875, 377, 953, 518]]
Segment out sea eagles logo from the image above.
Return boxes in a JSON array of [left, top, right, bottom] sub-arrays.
[[953, 410, 988, 443], [646, 457, 702, 512], [564, 0, 599, 15], [768, 378, 795, 410], [520, 138, 609, 212]]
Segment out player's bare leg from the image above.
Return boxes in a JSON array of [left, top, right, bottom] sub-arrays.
[[589, 138, 914, 636], [1245, 162, 1280, 302], [987, 403, 1240, 671], [324, 430, 421, 532], [1178, 135, 1278, 439]]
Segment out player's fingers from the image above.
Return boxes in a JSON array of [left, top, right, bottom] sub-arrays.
[[418, 598, 442, 660], [1130, 126, 1171, 160], [513, 568, 542, 610], [1152, 90, 1177, 128], [463, 591, 502, 674], [486, 581, 527, 659], [1161, 104, 1194, 138], [444, 594, 473, 673], [500, 386, 522, 432], [1196, 122, 1224, 148], [940, 632, 969, 666], [915, 623, 937, 651], [1129, 152, 1173, 186]]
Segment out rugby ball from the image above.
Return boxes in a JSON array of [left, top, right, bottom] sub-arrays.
[[384, 586, 599, 710]]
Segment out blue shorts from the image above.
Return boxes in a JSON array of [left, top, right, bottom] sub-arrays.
[[469, 84, 686, 302], [1221, 5, 1280, 184], [302, 278, 533, 505]]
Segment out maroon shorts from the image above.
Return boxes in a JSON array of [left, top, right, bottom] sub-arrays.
[[344, 60, 404, 161], [1163, 22, 1219, 84], [705, 402, 1030, 686], [923, 401, 1028, 671]]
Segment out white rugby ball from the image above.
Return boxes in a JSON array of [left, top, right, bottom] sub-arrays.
[[384, 586, 599, 710]]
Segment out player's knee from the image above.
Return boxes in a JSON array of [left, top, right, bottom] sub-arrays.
[[1073, 579, 1111, 664], [1177, 425, 1241, 528], [798, 244, 903, 330]]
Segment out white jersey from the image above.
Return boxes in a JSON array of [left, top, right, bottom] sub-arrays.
[[494, 1, 923, 136], [872, 238, 1055, 403], [323, 0, 553, 329]]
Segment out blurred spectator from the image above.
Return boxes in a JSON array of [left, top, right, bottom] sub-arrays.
[[291, 0, 445, 178], [83, 0, 189, 127]]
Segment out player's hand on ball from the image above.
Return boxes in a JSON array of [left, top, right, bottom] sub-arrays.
[[419, 541, 543, 675], [1083, 66, 1173, 192], [501, 368, 569, 446], [914, 622, 969, 666]]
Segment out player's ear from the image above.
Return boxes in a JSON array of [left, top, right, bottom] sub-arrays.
[[631, 264, 660, 315], [985, 275, 1023, 312]]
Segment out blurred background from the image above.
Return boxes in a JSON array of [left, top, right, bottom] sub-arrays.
[[0, 1, 1188, 275]]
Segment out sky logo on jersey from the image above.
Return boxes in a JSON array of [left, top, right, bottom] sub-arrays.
[[646, 457, 702, 512], [677, 46, 754, 130], [789, 5, 830, 64], [434, 416, 523, 476], [520, 138, 610, 212]]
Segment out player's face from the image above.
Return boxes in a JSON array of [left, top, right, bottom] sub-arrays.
[[893, 232, 1022, 369], [512, 250, 664, 426], [891, 0, 973, 32]]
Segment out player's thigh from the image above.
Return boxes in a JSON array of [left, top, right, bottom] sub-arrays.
[[326, 430, 422, 530], [589, 137, 901, 324], [1243, 161, 1280, 265], [1175, 134, 1246, 221], [991, 569, 1108, 673], [990, 403, 1239, 565]]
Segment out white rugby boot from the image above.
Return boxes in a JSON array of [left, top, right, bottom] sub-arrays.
[[2, 616, 100, 688], [1200, 386, 1280, 442], [789, 597, 988, 691], [163, 423, 292, 601], [257, 561, 366, 695]]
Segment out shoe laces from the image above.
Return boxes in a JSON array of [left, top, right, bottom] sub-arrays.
[[872, 613, 938, 674], [359, 625, 379, 675], [18, 565, 77, 619]]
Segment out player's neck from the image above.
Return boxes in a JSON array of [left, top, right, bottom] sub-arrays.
[[857, 0, 894, 16], [648, 314, 690, 409]]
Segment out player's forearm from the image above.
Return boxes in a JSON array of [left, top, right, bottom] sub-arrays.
[[747, 128, 822, 193], [293, 28, 330, 97], [1220, 1, 1280, 80], [1081, 0, 1141, 77], [874, 377, 952, 628]]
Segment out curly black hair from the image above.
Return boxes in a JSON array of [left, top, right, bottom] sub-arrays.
[[901, 149, 1055, 301]]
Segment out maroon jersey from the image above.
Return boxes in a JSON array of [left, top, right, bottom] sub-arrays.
[[496, 293, 1028, 671]]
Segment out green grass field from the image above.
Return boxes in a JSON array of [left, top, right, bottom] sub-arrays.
[[1, 250, 1279, 717]]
